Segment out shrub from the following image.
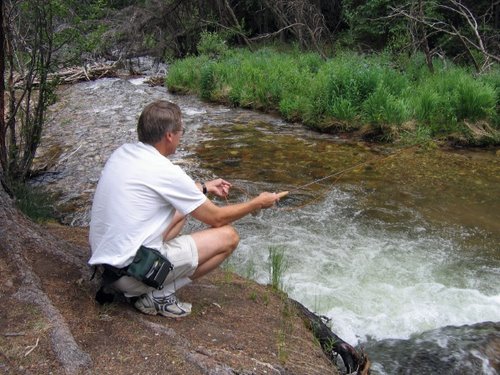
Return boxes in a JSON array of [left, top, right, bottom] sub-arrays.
[[200, 62, 215, 100], [362, 85, 409, 140], [166, 46, 499, 145], [197, 31, 228, 58], [165, 55, 207, 93], [478, 69, 500, 128], [331, 98, 357, 122], [411, 68, 497, 137], [11, 182, 56, 222], [452, 76, 495, 121]]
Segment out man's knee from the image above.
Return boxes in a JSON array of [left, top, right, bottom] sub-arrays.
[[222, 225, 240, 252]]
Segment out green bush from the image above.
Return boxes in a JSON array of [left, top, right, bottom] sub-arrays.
[[478, 69, 500, 128], [197, 31, 228, 58], [411, 68, 497, 137], [165, 55, 208, 93], [362, 85, 409, 127], [11, 182, 56, 222], [331, 98, 357, 122], [200, 62, 215, 100], [413, 88, 447, 127], [452, 76, 495, 121]]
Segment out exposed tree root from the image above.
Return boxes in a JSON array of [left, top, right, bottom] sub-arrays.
[[291, 298, 371, 374]]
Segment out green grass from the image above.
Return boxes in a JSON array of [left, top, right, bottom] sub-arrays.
[[268, 245, 288, 291], [11, 182, 56, 222], [166, 47, 499, 146]]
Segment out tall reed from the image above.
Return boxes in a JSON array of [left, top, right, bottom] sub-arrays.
[[268, 245, 288, 291]]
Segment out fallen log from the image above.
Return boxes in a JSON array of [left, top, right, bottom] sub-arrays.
[[12, 64, 119, 88], [290, 298, 371, 374], [47, 64, 118, 84]]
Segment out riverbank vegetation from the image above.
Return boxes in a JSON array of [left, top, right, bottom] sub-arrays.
[[167, 42, 499, 146]]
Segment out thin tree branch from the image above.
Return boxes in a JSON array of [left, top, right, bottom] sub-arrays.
[[388, 3, 500, 69]]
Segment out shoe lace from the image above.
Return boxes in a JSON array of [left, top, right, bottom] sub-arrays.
[[152, 294, 178, 305]]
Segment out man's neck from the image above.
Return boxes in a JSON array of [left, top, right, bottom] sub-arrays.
[[151, 140, 172, 157]]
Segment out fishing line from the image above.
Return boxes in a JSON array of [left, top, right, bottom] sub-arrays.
[[218, 145, 418, 210], [288, 159, 379, 194], [291, 144, 417, 192]]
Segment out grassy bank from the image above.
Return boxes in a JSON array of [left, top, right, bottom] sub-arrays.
[[166, 47, 499, 146]]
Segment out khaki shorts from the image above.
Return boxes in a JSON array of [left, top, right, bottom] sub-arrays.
[[112, 235, 199, 297]]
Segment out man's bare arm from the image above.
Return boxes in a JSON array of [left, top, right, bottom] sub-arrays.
[[163, 210, 186, 241], [190, 192, 279, 228]]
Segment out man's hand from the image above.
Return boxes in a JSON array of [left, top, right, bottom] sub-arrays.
[[256, 192, 281, 209], [191, 189, 285, 227], [206, 178, 232, 198]]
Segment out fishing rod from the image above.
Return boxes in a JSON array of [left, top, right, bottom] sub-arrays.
[[289, 159, 379, 194], [274, 144, 418, 205], [225, 145, 417, 209]]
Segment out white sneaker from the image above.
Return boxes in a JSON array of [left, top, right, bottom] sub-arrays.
[[134, 292, 191, 318]]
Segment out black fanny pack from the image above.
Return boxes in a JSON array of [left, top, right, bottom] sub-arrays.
[[126, 246, 173, 289], [103, 246, 173, 289]]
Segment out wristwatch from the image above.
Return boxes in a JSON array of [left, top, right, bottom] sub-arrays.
[[201, 182, 207, 195]]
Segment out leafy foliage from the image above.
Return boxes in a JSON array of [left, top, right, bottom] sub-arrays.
[[197, 31, 228, 59], [11, 182, 56, 222], [0, 0, 112, 190]]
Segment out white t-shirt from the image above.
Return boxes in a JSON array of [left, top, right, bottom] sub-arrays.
[[88, 142, 206, 268]]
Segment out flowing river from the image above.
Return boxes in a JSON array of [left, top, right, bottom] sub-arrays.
[[33, 66, 499, 374]]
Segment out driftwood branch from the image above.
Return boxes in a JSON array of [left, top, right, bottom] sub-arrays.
[[13, 63, 118, 88], [48, 63, 118, 84], [290, 299, 371, 374], [221, 0, 252, 48], [261, 0, 330, 59], [248, 23, 305, 41]]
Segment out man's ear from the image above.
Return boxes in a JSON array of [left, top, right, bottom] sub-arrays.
[[164, 131, 174, 142]]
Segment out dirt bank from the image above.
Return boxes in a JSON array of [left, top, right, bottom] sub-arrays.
[[1, 215, 340, 374]]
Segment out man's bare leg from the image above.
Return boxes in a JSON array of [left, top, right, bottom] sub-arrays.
[[190, 225, 239, 280]]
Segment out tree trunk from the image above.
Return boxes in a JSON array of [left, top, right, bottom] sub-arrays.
[[0, 0, 7, 173], [418, 0, 434, 73]]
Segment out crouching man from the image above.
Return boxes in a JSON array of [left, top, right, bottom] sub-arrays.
[[89, 100, 280, 317]]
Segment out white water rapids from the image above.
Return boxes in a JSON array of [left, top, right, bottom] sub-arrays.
[[231, 188, 499, 346]]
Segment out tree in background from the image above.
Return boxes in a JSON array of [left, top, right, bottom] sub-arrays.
[[103, 0, 341, 60], [341, 0, 499, 72], [0, 0, 107, 190], [85, 0, 497, 70], [0, 0, 56, 188], [389, 0, 499, 72]]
